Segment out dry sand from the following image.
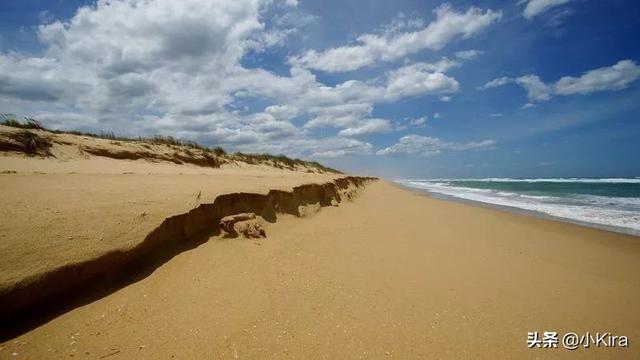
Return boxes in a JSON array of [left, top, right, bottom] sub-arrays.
[[0, 125, 341, 287], [1, 180, 638, 359], [0, 163, 338, 286]]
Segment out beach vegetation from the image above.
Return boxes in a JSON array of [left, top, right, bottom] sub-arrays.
[[0, 115, 341, 173], [6, 130, 53, 156], [1, 113, 45, 130]]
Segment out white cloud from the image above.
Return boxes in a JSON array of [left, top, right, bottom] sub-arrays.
[[545, 8, 573, 27], [386, 63, 460, 99], [516, 75, 553, 102], [521, 0, 570, 19], [230, 132, 374, 158], [409, 116, 428, 127], [273, 11, 316, 28], [554, 60, 640, 95], [0, 0, 337, 156], [480, 60, 640, 104], [420, 57, 462, 72], [265, 104, 300, 120], [433, 112, 443, 119], [377, 134, 495, 156], [252, 11, 317, 51], [1, 0, 265, 117], [307, 138, 374, 158], [337, 118, 392, 137], [455, 49, 483, 60], [479, 76, 512, 89], [479, 74, 552, 102], [241, 58, 466, 135], [0, 0, 487, 160], [289, 4, 501, 72], [303, 103, 392, 138], [383, 54, 480, 100], [304, 103, 374, 129]]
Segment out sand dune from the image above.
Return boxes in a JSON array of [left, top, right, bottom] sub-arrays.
[[0, 124, 343, 287]]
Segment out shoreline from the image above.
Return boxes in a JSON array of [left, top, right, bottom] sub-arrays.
[[394, 182, 640, 237]]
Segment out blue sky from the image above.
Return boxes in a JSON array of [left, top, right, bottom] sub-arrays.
[[1, 0, 639, 178]]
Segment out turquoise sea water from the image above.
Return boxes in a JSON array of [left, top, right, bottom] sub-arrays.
[[398, 178, 640, 235]]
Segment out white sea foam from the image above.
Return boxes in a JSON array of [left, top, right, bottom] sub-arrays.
[[398, 180, 640, 234], [403, 177, 640, 184]]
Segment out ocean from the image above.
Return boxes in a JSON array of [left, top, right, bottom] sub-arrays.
[[397, 178, 640, 236]]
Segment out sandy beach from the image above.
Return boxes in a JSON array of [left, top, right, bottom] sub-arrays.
[[0, 167, 338, 286], [2, 0, 639, 358], [1, 177, 638, 359]]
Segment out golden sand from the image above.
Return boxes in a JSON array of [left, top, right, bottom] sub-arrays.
[[1, 180, 638, 359]]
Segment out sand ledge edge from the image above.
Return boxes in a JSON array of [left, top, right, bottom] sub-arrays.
[[0, 176, 377, 320]]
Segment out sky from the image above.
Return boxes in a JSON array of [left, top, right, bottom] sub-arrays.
[[0, 0, 639, 178]]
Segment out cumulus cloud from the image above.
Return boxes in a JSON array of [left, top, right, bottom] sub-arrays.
[[304, 103, 374, 129], [554, 60, 640, 94], [377, 134, 495, 156], [0, 0, 339, 155], [386, 63, 460, 99], [383, 53, 483, 97], [409, 116, 428, 127], [241, 57, 466, 136], [514, 75, 553, 102], [337, 118, 392, 137], [289, 4, 501, 72], [0, 0, 487, 159], [234, 134, 374, 158], [520, 0, 570, 19], [480, 60, 640, 104], [1, 0, 264, 118], [455, 49, 483, 60], [303, 104, 393, 138]]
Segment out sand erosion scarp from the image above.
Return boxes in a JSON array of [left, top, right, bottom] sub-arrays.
[[0, 176, 376, 329]]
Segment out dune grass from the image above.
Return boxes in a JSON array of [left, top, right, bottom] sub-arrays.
[[0, 114, 45, 130], [5, 130, 53, 156], [0, 114, 340, 173], [234, 152, 340, 173]]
